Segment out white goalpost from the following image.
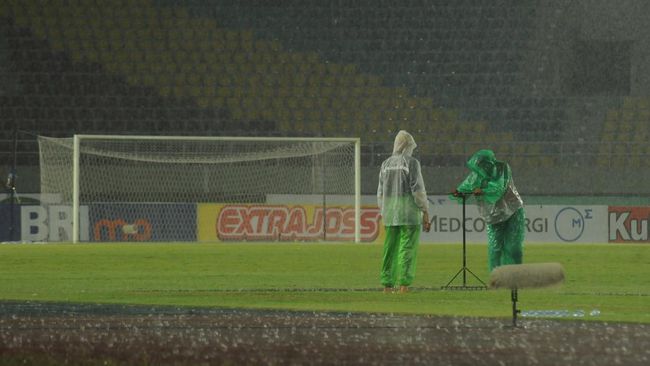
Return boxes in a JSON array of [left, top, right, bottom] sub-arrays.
[[38, 135, 362, 243]]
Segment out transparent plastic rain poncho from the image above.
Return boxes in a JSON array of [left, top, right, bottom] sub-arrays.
[[452, 149, 525, 271], [377, 131, 428, 226]]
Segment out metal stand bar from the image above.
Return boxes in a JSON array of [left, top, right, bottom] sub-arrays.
[[441, 193, 487, 290]]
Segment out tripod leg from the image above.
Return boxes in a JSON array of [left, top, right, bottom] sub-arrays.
[[464, 267, 487, 287], [442, 267, 464, 288]]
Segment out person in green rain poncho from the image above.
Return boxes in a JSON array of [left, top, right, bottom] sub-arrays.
[[377, 130, 431, 294], [452, 149, 525, 272]]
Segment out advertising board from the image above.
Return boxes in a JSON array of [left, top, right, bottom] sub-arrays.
[[608, 206, 650, 243], [421, 204, 608, 243], [90, 204, 196, 242], [197, 204, 382, 242], [2, 194, 642, 245]]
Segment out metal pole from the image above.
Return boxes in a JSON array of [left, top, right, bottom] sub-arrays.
[[322, 154, 326, 241], [511, 289, 519, 327], [8, 128, 18, 240], [354, 139, 361, 243], [462, 194, 467, 286], [72, 135, 80, 243]]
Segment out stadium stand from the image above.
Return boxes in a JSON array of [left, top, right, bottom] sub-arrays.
[[193, 0, 565, 139], [2, 0, 647, 195], [599, 97, 650, 168], [1, 0, 530, 167]]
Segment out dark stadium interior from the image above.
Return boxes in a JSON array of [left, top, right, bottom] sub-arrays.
[[1, 0, 649, 194]]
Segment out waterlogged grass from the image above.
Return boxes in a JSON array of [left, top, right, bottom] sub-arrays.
[[0, 243, 648, 323]]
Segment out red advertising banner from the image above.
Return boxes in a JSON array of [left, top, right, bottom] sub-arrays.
[[609, 206, 650, 243], [198, 204, 382, 242]]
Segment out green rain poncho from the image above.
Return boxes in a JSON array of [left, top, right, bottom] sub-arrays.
[[453, 149, 525, 271]]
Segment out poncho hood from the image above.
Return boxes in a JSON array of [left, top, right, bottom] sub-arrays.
[[392, 130, 417, 156], [454, 149, 508, 204], [466, 149, 500, 179]]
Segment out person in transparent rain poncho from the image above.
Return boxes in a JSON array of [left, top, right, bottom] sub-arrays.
[[451, 149, 525, 272], [377, 130, 431, 293]]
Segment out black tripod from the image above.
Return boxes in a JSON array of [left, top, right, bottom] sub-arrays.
[[440, 192, 487, 290]]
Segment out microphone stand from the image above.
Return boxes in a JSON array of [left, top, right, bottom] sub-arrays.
[[440, 191, 487, 290]]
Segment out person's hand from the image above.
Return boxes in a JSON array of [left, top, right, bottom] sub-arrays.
[[473, 187, 483, 196], [422, 212, 431, 232]]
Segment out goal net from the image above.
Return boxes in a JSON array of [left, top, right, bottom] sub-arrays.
[[38, 135, 361, 243]]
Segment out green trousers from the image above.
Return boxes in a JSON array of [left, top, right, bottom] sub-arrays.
[[487, 207, 525, 272], [380, 225, 420, 287]]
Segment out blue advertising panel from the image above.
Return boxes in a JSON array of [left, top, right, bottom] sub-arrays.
[[89, 203, 196, 242], [0, 204, 21, 241]]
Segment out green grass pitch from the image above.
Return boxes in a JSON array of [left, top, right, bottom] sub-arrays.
[[0, 243, 648, 323]]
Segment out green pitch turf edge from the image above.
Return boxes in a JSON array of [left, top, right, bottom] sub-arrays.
[[0, 243, 648, 323]]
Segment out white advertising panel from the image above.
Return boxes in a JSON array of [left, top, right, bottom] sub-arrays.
[[421, 204, 608, 243], [20, 205, 89, 242]]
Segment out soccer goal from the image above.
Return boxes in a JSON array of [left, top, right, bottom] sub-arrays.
[[38, 135, 362, 243]]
